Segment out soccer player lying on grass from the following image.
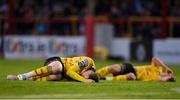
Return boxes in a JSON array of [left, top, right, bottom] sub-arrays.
[[96, 57, 176, 82], [7, 56, 99, 83]]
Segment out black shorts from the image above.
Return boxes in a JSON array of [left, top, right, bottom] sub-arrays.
[[43, 56, 61, 66], [113, 63, 136, 76]]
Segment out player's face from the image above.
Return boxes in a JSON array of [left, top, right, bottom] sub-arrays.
[[81, 70, 95, 79]]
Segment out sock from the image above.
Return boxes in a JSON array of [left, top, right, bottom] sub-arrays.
[[107, 75, 127, 80], [22, 72, 34, 80], [32, 66, 52, 77], [28, 76, 41, 81], [96, 66, 109, 78], [36, 77, 47, 81], [21, 66, 52, 80], [30, 76, 49, 81]]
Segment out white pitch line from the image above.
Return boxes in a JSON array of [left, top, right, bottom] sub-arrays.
[[0, 92, 172, 99], [171, 87, 180, 93]]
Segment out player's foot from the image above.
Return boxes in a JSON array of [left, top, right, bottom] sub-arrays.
[[7, 74, 26, 80], [105, 77, 111, 80], [7, 75, 18, 80]]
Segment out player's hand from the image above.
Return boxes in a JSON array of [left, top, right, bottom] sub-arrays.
[[83, 79, 95, 83]]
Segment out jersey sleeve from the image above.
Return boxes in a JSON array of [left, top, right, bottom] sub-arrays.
[[66, 69, 85, 82], [66, 63, 86, 82], [65, 57, 95, 82], [91, 58, 96, 70]]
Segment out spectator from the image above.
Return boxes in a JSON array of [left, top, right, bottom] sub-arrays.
[[0, 0, 7, 16], [171, 0, 180, 16], [95, 0, 111, 16]]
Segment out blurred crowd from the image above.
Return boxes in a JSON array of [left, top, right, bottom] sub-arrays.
[[0, 0, 180, 38], [13, 0, 87, 18]]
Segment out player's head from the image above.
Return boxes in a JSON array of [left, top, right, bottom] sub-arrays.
[[81, 69, 99, 82], [160, 72, 176, 82], [166, 73, 176, 82], [168, 75, 176, 82]]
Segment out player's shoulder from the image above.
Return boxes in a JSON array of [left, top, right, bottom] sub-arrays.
[[70, 56, 94, 63], [83, 56, 94, 62], [73, 56, 92, 60]]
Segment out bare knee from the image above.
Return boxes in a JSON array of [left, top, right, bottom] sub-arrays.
[[108, 64, 121, 74], [48, 61, 63, 74], [48, 74, 62, 81]]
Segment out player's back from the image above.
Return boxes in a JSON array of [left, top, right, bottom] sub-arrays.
[[60, 56, 95, 73], [134, 65, 162, 81]]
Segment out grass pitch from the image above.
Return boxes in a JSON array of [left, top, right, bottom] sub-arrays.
[[0, 59, 180, 99]]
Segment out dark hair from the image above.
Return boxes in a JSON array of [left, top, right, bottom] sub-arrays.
[[89, 73, 99, 82], [168, 76, 176, 82]]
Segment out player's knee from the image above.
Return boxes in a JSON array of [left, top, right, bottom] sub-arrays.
[[108, 64, 121, 73], [49, 74, 62, 81], [55, 74, 63, 81], [48, 61, 63, 74]]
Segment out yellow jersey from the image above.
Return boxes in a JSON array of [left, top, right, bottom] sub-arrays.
[[135, 65, 163, 81], [60, 56, 95, 82]]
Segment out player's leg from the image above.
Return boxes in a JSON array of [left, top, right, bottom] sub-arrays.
[[29, 74, 63, 81], [96, 64, 121, 78], [106, 73, 136, 80], [97, 63, 136, 79], [7, 61, 63, 80], [32, 61, 62, 76]]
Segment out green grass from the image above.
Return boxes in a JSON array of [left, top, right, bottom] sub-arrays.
[[0, 59, 180, 99]]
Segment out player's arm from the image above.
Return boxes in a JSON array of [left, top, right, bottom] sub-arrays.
[[66, 68, 95, 83], [151, 57, 173, 74], [67, 57, 96, 83]]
